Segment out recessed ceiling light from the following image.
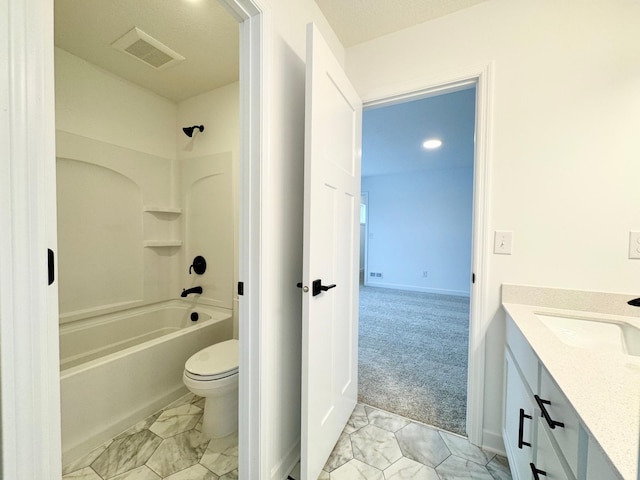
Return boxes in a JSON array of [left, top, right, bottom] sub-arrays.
[[422, 139, 443, 150]]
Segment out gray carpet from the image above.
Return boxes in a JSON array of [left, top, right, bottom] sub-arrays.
[[358, 285, 469, 436]]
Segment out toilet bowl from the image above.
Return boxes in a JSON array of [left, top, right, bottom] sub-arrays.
[[183, 339, 239, 439]]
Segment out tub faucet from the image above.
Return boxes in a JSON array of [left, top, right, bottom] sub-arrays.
[[181, 286, 203, 297]]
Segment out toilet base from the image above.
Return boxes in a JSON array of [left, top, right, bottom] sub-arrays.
[[201, 392, 238, 439]]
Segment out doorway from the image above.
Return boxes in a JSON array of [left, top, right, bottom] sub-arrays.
[[0, 0, 263, 478], [358, 85, 477, 436]]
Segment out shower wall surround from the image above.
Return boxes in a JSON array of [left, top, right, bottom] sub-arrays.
[[55, 47, 239, 324]]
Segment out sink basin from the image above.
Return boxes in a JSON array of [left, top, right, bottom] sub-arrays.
[[536, 314, 640, 357]]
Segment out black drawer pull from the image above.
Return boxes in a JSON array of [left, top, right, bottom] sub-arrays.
[[530, 463, 547, 479], [534, 395, 565, 429], [518, 408, 532, 449]]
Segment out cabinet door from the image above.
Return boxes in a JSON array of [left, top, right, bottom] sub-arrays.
[[504, 350, 536, 480], [539, 369, 580, 477], [534, 419, 571, 480]]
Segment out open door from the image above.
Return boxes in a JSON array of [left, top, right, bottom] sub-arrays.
[[300, 23, 362, 480]]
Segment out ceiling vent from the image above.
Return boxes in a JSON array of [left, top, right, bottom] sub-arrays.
[[112, 27, 184, 70]]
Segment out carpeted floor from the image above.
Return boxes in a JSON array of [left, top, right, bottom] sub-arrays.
[[358, 285, 469, 436]]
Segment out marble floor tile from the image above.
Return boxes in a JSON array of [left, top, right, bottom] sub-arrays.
[[323, 432, 353, 472], [439, 430, 495, 466], [146, 430, 210, 477], [330, 458, 384, 480], [63, 441, 113, 475], [200, 443, 238, 476], [317, 470, 330, 480], [116, 412, 163, 441], [486, 455, 512, 480], [206, 431, 238, 455], [111, 465, 161, 480], [383, 457, 440, 480], [364, 405, 410, 433], [91, 429, 163, 479], [149, 403, 202, 439], [395, 422, 451, 468], [435, 455, 495, 480], [220, 470, 239, 480], [165, 393, 196, 410], [163, 463, 218, 480], [344, 404, 369, 434], [350, 424, 402, 470], [192, 396, 206, 410], [62, 466, 103, 480]]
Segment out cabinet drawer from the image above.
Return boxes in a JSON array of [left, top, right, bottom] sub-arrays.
[[534, 417, 571, 480], [506, 314, 539, 391], [539, 369, 580, 478]]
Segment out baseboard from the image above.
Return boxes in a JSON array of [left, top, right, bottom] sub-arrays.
[[363, 281, 470, 298], [482, 428, 507, 457], [271, 440, 300, 480]]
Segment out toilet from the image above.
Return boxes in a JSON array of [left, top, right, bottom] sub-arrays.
[[183, 339, 239, 439]]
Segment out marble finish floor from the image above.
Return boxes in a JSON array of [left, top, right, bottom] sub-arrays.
[[302, 403, 512, 480], [62, 393, 238, 480], [63, 396, 510, 480]]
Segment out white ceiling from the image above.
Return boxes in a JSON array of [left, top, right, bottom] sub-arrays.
[[314, 0, 489, 47], [362, 87, 477, 177], [54, 0, 239, 103], [54, 0, 488, 103]]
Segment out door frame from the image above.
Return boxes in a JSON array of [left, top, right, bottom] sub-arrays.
[[360, 63, 493, 446], [0, 0, 268, 478]]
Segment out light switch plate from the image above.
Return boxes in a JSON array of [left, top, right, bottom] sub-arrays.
[[494, 231, 513, 255], [629, 232, 640, 259]]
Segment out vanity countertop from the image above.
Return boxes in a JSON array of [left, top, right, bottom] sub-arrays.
[[502, 285, 640, 480]]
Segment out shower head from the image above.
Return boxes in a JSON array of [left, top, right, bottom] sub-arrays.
[[182, 125, 204, 137]]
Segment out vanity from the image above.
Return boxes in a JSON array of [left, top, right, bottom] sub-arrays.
[[501, 285, 640, 480]]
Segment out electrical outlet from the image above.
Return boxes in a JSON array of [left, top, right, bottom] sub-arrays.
[[422, 271, 428, 277], [494, 231, 513, 255], [629, 232, 640, 259]]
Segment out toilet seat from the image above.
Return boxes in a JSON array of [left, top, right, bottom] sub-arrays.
[[184, 339, 238, 381]]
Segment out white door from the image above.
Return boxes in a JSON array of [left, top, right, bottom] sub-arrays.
[[300, 23, 362, 480]]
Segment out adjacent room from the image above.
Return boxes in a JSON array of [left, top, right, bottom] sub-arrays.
[[358, 86, 476, 436]]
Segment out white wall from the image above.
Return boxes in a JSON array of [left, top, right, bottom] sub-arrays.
[[55, 48, 179, 320], [55, 48, 176, 159], [346, 0, 640, 450], [362, 168, 473, 296], [55, 49, 239, 329], [177, 83, 240, 336]]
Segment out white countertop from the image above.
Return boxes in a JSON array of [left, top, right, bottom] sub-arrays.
[[502, 292, 640, 480]]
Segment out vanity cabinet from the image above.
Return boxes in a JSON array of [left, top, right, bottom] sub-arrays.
[[503, 314, 621, 480], [504, 350, 536, 478]]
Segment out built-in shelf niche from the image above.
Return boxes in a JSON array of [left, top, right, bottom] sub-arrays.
[[143, 206, 182, 248]]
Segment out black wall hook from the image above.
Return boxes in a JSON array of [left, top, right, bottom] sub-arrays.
[[189, 256, 207, 275]]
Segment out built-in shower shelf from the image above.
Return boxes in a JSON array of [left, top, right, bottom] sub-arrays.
[[143, 206, 182, 214], [143, 240, 183, 248]]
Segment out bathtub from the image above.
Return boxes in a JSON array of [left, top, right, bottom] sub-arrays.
[[60, 300, 233, 465]]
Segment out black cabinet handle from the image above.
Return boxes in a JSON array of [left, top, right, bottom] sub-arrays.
[[312, 279, 336, 296], [534, 395, 565, 429], [518, 408, 532, 449], [530, 463, 547, 479]]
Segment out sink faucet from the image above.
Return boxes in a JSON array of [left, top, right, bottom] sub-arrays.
[[181, 286, 203, 297]]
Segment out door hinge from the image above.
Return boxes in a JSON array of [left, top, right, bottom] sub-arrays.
[[472, 272, 476, 284], [237, 281, 244, 296]]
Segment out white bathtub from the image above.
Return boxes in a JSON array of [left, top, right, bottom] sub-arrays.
[[60, 300, 233, 465]]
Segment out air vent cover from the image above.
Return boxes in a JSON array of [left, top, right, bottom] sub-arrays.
[[112, 27, 184, 70]]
